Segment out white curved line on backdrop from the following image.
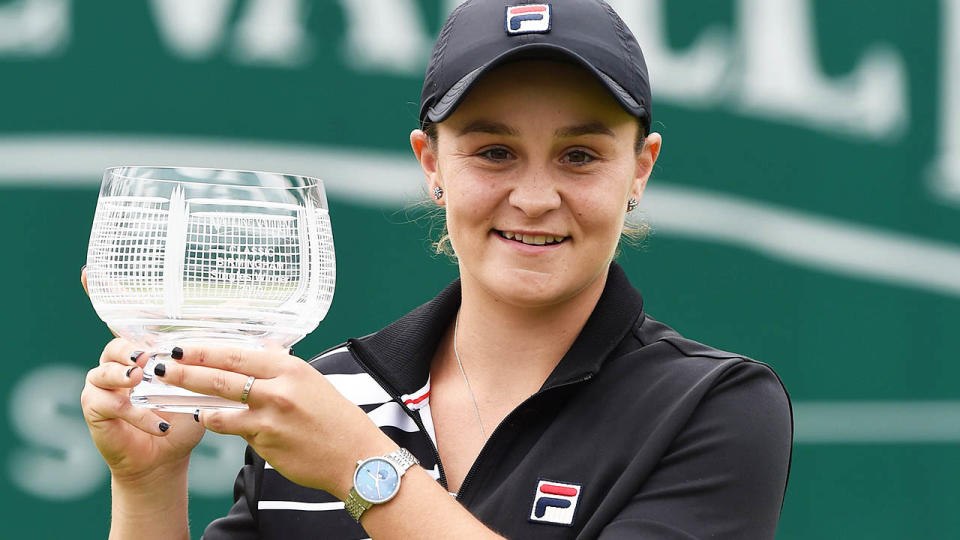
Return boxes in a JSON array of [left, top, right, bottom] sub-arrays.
[[2, 133, 959, 298], [639, 187, 960, 298], [793, 401, 960, 443], [0, 134, 422, 206]]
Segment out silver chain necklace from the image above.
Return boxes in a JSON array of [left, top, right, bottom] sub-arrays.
[[453, 312, 487, 439]]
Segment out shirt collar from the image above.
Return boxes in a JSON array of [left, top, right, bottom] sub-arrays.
[[348, 262, 645, 398]]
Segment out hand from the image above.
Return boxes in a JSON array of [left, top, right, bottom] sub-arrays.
[[79, 268, 205, 482], [371, 467, 382, 499], [153, 345, 398, 499]]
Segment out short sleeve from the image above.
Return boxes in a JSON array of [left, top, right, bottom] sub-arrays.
[[201, 445, 261, 540], [598, 361, 793, 540]]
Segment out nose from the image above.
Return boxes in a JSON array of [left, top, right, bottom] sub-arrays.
[[507, 165, 561, 218]]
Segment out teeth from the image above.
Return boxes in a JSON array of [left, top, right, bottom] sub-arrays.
[[500, 231, 566, 245]]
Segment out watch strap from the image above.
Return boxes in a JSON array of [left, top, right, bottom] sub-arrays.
[[346, 448, 420, 522], [344, 487, 374, 521], [385, 448, 419, 473]]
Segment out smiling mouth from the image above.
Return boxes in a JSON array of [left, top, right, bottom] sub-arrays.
[[496, 230, 568, 246]]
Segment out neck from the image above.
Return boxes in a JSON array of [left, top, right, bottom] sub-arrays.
[[444, 264, 610, 398]]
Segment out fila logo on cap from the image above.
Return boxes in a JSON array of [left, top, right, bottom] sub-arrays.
[[529, 479, 581, 526], [505, 4, 552, 35]]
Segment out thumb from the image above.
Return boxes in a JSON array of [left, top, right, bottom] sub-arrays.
[[81, 265, 90, 297]]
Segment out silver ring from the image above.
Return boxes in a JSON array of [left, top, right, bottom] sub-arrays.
[[240, 375, 256, 404]]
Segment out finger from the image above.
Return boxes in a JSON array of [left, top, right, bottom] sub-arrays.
[[196, 408, 253, 437], [155, 361, 257, 404], [82, 384, 174, 436], [81, 265, 89, 296], [86, 362, 145, 391], [99, 338, 150, 368], [172, 344, 281, 378], [111, 394, 174, 436]]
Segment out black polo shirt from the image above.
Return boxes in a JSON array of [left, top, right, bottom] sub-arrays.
[[202, 262, 793, 539]]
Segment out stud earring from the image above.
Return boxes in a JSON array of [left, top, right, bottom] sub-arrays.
[[627, 197, 639, 212], [433, 186, 444, 200]]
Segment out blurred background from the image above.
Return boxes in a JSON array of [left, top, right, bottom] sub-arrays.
[[1, 0, 957, 537]]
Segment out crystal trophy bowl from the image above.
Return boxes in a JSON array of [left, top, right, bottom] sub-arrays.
[[86, 166, 335, 413]]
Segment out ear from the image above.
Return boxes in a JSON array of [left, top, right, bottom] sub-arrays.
[[631, 132, 662, 200], [410, 129, 444, 206]]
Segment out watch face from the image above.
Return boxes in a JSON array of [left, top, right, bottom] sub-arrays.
[[354, 458, 401, 503]]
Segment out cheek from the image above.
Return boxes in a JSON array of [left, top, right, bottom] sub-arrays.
[[448, 186, 497, 230], [578, 204, 627, 250], [444, 164, 503, 214], [442, 169, 504, 246], [569, 181, 632, 241]]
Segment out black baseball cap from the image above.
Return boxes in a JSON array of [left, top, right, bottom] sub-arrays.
[[419, 0, 652, 133]]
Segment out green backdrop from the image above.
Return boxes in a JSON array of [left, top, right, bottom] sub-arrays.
[[2, 1, 958, 537]]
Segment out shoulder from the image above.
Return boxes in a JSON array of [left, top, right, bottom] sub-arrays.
[[625, 312, 792, 467], [601, 312, 792, 452], [624, 312, 789, 402], [584, 315, 793, 538]]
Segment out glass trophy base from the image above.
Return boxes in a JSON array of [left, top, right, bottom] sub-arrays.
[[130, 390, 248, 414], [130, 353, 249, 413]]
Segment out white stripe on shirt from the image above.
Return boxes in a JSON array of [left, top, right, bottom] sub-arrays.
[[257, 500, 344, 511], [400, 376, 431, 411], [325, 373, 393, 405], [367, 401, 420, 432]]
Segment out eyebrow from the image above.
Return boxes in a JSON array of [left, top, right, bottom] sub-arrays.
[[456, 120, 616, 139], [554, 122, 616, 138], [457, 120, 520, 137]]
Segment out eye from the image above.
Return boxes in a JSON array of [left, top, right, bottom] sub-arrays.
[[563, 149, 596, 165], [478, 147, 514, 162]]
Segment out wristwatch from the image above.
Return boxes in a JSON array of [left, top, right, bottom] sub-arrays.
[[344, 448, 419, 522]]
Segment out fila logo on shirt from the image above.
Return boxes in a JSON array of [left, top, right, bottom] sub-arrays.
[[505, 4, 552, 35], [529, 479, 581, 526]]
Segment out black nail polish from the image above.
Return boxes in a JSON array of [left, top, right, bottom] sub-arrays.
[[125, 366, 134, 378], [130, 350, 144, 363], [194, 410, 200, 423], [159, 422, 170, 433], [171, 347, 183, 360], [288, 348, 295, 356], [154, 363, 166, 377]]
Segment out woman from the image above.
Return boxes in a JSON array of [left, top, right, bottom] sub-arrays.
[[81, 1, 792, 538]]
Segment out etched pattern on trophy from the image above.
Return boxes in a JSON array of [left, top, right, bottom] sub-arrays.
[[86, 167, 335, 412]]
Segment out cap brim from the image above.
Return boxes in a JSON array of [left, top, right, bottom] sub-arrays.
[[424, 43, 647, 128]]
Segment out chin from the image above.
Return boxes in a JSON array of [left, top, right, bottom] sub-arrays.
[[482, 269, 579, 308]]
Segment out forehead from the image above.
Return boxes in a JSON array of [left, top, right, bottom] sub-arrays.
[[443, 60, 634, 130]]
